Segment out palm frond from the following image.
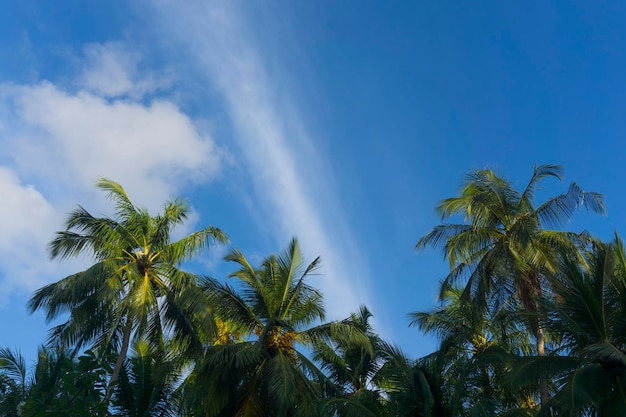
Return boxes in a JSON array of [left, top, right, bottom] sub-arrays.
[[536, 182, 606, 228], [0, 347, 27, 387], [516, 163, 563, 213], [95, 178, 136, 220], [201, 276, 261, 334], [162, 225, 227, 264], [415, 224, 473, 253]]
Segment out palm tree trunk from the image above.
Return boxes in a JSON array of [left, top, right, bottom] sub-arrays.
[[106, 316, 134, 400], [481, 366, 492, 399], [525, 271, 549, 407], [536, 325, 549, 407]]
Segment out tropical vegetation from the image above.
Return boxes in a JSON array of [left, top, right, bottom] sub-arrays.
[[2, 165, 624, 416]]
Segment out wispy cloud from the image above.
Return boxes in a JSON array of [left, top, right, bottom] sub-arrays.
[[147, 0, 373, 319], [78, 42, 169, 99]]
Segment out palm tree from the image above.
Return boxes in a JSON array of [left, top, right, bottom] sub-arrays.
[[416, 164, 605, 405], [509, 238, 626, 416], [0, 347, 28, 417], [1, 346, 110, 417], [28, 178, 227, 398], [113, 340, 180, 417], [375, 343, 451, 417], [410, 286, 536, 415], [0, 374, 22, 417], [313, 306, 388, 417], [185, 238, 363, 417]]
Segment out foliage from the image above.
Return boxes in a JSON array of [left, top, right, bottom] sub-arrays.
[[1, 346, 110, 417], [410, 286, 536, 416], [113, 340, 181, 417], [314, 306, 389, 417], [508, 239, 626, 416], [416, 164, 604, 315], [415, 164, 605, 406], [183, 238, 365, 417], [10, 166, 625, 417], [27, 178, 226, 400]]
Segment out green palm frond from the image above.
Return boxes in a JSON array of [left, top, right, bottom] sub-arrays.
[[0, 348, 27, 390], [163, 225, 228, 263], [95, 177, 135, 213], [516, 164, 563, 212], [539, 363, 609, 417], [201, 276, 262, 333], [416, 224, 474, 252], [536, 182, 606, 229], [445, 227, 500, 267]]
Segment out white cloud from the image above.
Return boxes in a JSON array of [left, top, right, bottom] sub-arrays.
[[147, 0, 373, 319], [0, 167, 57, 297], [0, 43, 224, 295], [3, 81, 220, 209], [79, 42, 166, 99]]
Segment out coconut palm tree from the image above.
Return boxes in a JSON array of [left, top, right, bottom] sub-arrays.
[[184, 238, 364, 417], [313, 306, 388, 417], [410, 286, 537, 416], [0, 347, 28, 417], [1, 346, 110, 417], [28, 178, 227, 398], [416, 164, 605, 405], [509, 238, 626, 416], [113, 340, 180, 417], [375, 343, 452, 417]]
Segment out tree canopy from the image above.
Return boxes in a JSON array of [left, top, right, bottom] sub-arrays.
[[2, 166, 621, 417]]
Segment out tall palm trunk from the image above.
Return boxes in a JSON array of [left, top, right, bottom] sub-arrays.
[[532, 273, 549, 408], [536, 325, 549, 407], [106, 316, 134, 400], [510, 295, 549, 407], [481, 366, 492, 399], [521, 271, 549, 407]]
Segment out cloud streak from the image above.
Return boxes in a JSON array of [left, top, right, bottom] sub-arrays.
[[147, 0, 373, 319]]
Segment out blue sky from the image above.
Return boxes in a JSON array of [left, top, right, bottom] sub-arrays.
[[1, 0, 625, 362]]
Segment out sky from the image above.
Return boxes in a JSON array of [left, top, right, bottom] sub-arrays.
[[1, 0, 625, 364]]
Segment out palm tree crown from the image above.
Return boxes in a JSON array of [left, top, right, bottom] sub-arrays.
[[28, 178, 227, 396], [416, 164, 605, 406], [188, 238, 363, 417], [540, 238, 626, 416], [416, 164, 605, 311]]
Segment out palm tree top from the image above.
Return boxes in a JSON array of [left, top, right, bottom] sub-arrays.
[[28, 178, 227, 401], [415, 164, 606, 408], [416, 164, 606, 266], [433, 164, 605, 228], [212, 237, 325, 332], [48, 177, 227, 262]]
